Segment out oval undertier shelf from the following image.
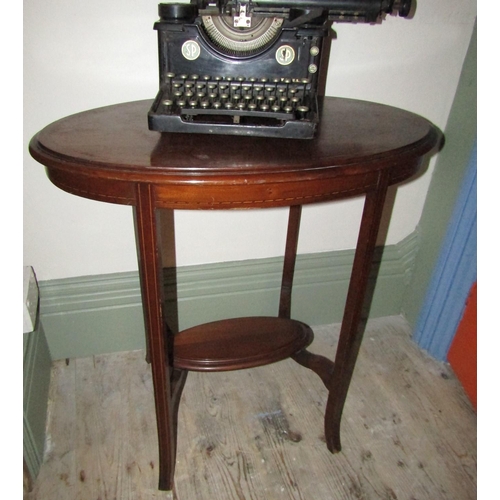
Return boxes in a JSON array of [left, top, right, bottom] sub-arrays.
[[173, 316, 314, 372]]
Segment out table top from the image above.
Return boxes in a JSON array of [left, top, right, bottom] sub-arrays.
[[29, 97, 440, 209]]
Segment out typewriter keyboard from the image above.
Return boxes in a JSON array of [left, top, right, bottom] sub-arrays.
[[158, 73, 314, 123]]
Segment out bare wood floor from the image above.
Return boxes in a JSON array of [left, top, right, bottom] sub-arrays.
[[27, 316, 476, 500]]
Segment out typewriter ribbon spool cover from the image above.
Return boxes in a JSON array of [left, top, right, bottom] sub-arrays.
[[148, 0, 413, 139]]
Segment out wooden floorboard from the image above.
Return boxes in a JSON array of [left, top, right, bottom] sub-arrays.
[[26, 316, 476, 499]]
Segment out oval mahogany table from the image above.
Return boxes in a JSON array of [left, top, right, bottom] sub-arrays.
[[29, 97, 439, 492]]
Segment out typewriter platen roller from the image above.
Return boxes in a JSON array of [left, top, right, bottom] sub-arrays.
[[148, 0, 413, 139]]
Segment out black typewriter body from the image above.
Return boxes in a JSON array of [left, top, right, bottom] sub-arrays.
[[148, 0, 412, 139]]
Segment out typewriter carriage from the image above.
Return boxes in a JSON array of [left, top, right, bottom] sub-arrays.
[[148, 0, 413, 139]]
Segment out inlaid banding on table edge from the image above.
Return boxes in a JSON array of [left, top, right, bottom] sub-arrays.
[[46, 171, 380, 208]]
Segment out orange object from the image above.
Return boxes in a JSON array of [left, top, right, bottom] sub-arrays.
[[447, 282, 477, 410]]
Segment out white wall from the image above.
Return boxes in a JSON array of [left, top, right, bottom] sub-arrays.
[[23, 0, 477, 281]]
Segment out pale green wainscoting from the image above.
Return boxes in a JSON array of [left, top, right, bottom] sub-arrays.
[[24, 321, 52, 480], [39, 231, 419, 361]]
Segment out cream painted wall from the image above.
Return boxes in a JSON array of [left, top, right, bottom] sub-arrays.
[[23, 0, 477, 281]]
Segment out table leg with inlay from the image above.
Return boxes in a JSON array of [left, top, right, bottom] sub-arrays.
[[134, 183, 185, 491]]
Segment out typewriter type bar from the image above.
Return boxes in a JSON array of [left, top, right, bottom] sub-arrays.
[[148, 0, 413, 139]]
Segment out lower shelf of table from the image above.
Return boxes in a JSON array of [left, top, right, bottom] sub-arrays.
[[173, 316, 314, 372]]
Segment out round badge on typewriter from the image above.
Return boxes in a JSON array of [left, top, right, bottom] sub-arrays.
[[181, 40, 201, 61], [275, 45, 295, 66]]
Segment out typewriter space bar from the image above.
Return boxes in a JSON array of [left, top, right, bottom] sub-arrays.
[[180, 106, 295, 121]]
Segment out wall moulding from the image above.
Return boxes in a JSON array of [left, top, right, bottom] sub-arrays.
[[39, 231, 419, 360]]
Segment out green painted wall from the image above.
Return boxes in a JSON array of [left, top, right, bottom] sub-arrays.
[[402, 22, 477, 328], [23, 321, 52, 480]]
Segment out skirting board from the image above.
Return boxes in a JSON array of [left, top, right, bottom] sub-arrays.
[[39, 231, 419, 360], [24, 321, 52, 480]]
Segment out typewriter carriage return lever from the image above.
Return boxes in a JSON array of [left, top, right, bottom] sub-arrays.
[[148, 0, 413, 139]]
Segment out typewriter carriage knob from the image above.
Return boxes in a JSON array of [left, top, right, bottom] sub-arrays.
[[158, 2, 198, 22], [392, 0, 414, 18]]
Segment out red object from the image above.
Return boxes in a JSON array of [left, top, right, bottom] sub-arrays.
[[447, 282, 477, 410]]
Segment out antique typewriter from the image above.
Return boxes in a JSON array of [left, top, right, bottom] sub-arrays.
[[148, 0, 412, 139]]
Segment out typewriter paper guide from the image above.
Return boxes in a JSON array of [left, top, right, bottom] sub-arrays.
[[148, 0, 413, 139]]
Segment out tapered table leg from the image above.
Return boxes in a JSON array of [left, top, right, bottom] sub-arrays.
[[281, 205, 337, 390], [134, 183, 177, 491], [279, 205, 302, 320], [325, 173, 390, 452]]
